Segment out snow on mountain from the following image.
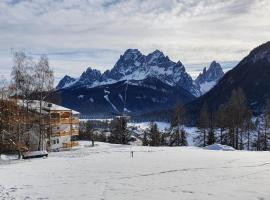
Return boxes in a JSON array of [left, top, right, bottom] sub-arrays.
[[56, 75, 76, 89], [195, 61, 224, 94], [57, 49, 200, 96]]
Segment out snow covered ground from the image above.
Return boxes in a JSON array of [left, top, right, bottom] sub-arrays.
[[1, 141, 270, 200]]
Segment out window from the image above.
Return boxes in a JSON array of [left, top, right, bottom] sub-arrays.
[[51, 113, 60, 119], [61, 112, 71, 118], [57, 139, 59, 144]]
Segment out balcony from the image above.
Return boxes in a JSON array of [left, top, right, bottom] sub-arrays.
[[51, 129, 79, 137], [50, 118, 80, 125], [62, 141, 79, 148]]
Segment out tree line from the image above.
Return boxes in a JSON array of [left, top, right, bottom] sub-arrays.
[[81, 88, 270, 151], [196, 88, 270, 150]]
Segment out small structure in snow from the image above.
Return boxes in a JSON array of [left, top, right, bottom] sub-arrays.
[[205, 144, 235, 151], [22, 151, 48, 159]]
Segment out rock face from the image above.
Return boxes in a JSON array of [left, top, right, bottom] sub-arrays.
[[187, 41, 270, 116], [195, 61, 224, 94], [54, 49, 200, 118]]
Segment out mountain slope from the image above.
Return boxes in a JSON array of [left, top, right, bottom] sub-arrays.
[[54, 77, 195, 118], [187, 41, 270, 116]]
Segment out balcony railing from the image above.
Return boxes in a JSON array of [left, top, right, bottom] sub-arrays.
[[50, 118, 79, 125], [51, 129, 79, 137], [62, 141, 79, 148]]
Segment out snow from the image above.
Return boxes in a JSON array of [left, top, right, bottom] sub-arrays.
[[18, 100, 80, 115], [104, 95, 119, 113], [205, 144, 236, 151], [199, 81, 216, 94], [118, 94, 124, 103], [128, 121, 170, 132], [1, 141, 270, 200], [89, 98, 94, 103], [128, 122, 198, 146], [78, 95, 84, 99]]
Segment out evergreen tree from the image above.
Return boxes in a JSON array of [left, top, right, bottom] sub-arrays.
[[170, 103, 186, 146], [149, 122, 161, 146], [215, 105, 227, 144], [226, 88, 249, 149], [109, 117, 130, 144], [85, 120, 95, 146], [197, 103, 209, 147], [262, 100, 270, 150], [142, 129, 149, 146]]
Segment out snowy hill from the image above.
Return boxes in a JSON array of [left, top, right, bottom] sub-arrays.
[[195, 61, 224, 94], [1, 141, 270, 200]]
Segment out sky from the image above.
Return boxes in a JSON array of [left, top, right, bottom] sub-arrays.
[[0, 0, 270, 83]]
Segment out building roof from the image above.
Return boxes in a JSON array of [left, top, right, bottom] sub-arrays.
[[18, 100, 80, 115]]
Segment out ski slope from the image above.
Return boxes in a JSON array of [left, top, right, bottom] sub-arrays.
[[1, 141, 270, 200]]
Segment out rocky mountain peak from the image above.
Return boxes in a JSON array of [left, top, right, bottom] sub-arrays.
[[56, 48, 200, 96], [122, 49, 142, 61], [56, 75, 76, 89], [195, 61, 224, 94]]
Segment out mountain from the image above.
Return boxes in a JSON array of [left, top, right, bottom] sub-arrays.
[[57, 49, 200, 96], [195, 61, 224, 94], [53, 77, 195, 118], [54, 49, 198, 118], [187, 41, 270, 118], [56, 75, 76, 89]]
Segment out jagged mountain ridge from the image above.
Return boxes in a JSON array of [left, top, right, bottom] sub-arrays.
[[195, 61, 224, 94], [57, 49, 200, 96], [54, 48, 228, 118], [186, 41, 270, 118], [56, 75, 76, 89]]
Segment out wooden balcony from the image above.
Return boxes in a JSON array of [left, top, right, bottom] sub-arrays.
[[62, 141, 79, 148], [51, 129, 79, 137], [51, 118, 80, 125], [51, 118, 80, 124]]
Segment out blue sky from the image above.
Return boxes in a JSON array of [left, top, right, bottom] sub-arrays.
[[0, 0, 269, 83]]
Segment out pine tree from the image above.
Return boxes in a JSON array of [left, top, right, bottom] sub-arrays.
[[226, 88, 249, 149], [85, 120, 95, 146], [170, 103, 186, 146], [262, 100, 270, 150], [215, 104, 228, 144], [109, 117, 130, 144], [142, 129, 149, 146], [149, 122, 161, 146], [197, 103, 209, 147]]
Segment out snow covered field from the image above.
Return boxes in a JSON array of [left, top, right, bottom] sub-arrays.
[[1, 141, 270, 200]]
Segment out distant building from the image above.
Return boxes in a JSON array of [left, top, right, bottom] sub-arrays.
[[18, 100, 80, 151], [46, 103, 80, 151]]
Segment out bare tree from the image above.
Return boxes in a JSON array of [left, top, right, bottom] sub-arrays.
[[262, 100, 270, 150], [34, 55, 54, 150]]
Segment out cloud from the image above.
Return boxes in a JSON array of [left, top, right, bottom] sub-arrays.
[[0, 0, 269, 81]]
